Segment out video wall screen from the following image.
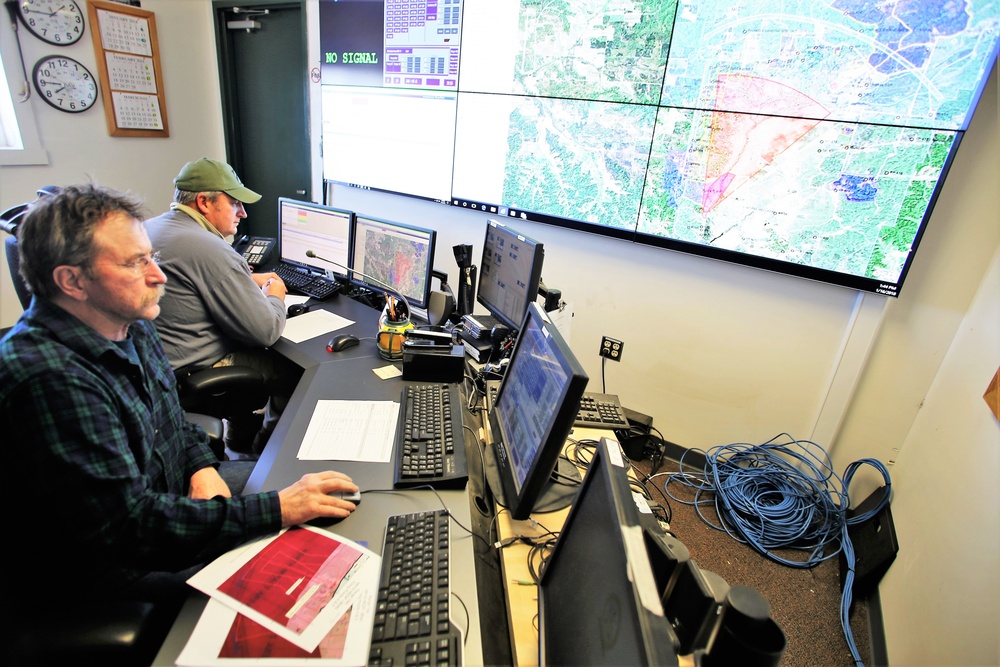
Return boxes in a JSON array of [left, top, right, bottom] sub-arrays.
[[320, 0, 1000, 297]]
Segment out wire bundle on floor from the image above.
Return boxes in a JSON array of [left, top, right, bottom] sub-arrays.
[[663, 433, 891, 666]]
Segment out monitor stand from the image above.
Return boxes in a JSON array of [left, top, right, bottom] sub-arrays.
[[483, 442, 582, 516]]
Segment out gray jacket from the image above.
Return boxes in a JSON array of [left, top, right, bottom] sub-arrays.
[[145, 208, 285, 370]]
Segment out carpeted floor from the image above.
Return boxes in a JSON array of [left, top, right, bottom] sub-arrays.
[[632, 455, 873, 667]]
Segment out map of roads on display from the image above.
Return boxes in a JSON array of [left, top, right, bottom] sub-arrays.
[[491, 0, 998, 287]]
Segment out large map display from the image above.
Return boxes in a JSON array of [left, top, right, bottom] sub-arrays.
[[320, 0, 999, 296]]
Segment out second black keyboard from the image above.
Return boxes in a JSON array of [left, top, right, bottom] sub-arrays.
[[393, 383, 468, 489], [368, 509, 462, 666], [273, 264, 340, 300], [574, 392, 630, 429]]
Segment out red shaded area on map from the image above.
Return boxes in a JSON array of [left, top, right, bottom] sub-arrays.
[[217, 526, 363, 635], [703, 75, 830, 213]]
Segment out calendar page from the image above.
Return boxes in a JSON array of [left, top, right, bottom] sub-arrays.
[[97, 9, 152, 56], [111, 92, 164, 130], [105, 52, 157, 94]]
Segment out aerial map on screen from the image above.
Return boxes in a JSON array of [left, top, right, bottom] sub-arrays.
[[321, 0, 1000, 295]]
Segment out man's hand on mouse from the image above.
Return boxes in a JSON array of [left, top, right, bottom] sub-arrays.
[[278, 471, 359, 527]]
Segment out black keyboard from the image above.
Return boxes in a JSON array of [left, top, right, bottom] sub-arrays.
[[574, 392, 630, 429], [369, 510, 462, 666], [273, 264, 340, 300], [393, 384, 468, 489]]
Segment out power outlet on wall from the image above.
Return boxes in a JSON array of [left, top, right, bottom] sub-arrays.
[[600, 336, 624, 361]]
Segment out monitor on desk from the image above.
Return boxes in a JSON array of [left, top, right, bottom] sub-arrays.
[[487, 302, 588, 520], [538, 436, 788, 666], [352, 214, 437, 310], [476, 219, 544, 331], [538, 437, 680, 666], [277, 198, 353, 279]]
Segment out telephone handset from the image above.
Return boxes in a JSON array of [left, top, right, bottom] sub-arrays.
[[233, 235, 277, 268]]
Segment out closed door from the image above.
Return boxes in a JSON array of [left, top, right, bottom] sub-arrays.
[[215, 2, 309, 238]]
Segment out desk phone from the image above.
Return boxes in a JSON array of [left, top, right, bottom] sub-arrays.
[[233, 235, 276, 268]]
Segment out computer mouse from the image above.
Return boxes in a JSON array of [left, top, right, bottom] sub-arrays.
[[330, 490, 362, 504], [327, 334, 360, 352], [287, 303, 310, 317]]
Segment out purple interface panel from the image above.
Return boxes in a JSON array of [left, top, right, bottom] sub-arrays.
[[384, 0, 460, 90]]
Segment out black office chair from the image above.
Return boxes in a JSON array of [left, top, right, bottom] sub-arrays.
[[173, 363, 270, 456]]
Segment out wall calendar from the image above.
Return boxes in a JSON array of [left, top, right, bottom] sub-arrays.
[[87, 0, 169, 137]]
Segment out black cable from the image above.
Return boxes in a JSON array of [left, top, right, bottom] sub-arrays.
[[450, 591, 471, 647]]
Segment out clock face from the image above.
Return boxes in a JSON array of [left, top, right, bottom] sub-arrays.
[[33, 56, 99, 113], [17, 0, 86, 46]]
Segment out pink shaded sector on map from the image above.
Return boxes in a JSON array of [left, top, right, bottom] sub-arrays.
[[703, 75, 830, 213]]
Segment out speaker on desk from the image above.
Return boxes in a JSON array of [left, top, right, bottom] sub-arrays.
[[427, 288, 455, 327], [427, 270, 456, 327]]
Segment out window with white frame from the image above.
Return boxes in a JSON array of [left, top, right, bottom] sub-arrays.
[[1, 48, 48, 166]]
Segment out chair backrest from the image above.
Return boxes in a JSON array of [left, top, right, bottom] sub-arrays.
[[2, 203, 31, 310], [4, 235, 32, 310], [2, 187, 62, 311]]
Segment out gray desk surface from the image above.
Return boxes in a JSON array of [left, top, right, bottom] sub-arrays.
[[153, 293, 487, 665]]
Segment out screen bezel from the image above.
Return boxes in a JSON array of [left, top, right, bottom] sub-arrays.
[[350, 214, 438, 310], [475, 219, 544, 331], [277, 197, 354, 279], [538, 438, 678, 666], [488, 302, 588, 520]]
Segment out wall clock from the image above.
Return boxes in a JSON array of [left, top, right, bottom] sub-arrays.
[[15, 0, 86, 46], [32, 55, 99, 113]]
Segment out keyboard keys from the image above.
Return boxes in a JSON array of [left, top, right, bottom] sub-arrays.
[[394, 384, 468, 489], [369, 510, 462, 666], [574, 392, 629, 429], [273, 264, 340, 300]]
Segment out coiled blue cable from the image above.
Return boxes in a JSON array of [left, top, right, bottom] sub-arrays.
[[664, 433, 891, 666]]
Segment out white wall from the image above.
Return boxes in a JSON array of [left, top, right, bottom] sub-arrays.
[[2, 2, 999, 661], [880, 247, 1000, 666]]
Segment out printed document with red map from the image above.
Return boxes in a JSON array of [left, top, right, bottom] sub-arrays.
[[181, 525, 380, 661]]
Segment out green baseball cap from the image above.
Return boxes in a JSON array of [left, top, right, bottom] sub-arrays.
[[173, 157, 262, 204]]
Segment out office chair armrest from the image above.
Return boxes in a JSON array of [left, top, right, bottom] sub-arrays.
[[184, 412, 223, 441], [178, 365, 266, 394]]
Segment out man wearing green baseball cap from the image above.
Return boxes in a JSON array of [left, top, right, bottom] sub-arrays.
[[146, 158, 295, 457], [173, 156, 264, 205]]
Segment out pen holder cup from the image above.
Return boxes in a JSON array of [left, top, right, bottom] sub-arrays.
[[377, 313, 413, 360]]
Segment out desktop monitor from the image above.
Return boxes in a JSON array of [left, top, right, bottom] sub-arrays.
[[277, 198, 353, 279], [351, 214, 437, 311], [486, 302, 588, 520], [538, 437, 679, 666], [476, 219, 544, 331]]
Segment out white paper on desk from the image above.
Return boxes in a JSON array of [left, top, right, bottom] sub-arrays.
[[280, 310, 354, 344], [184, 525, 380, 656], [298, 400, 397, 462]]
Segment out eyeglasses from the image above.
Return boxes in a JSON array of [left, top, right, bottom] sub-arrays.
[[118, 251, 162, 275]]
